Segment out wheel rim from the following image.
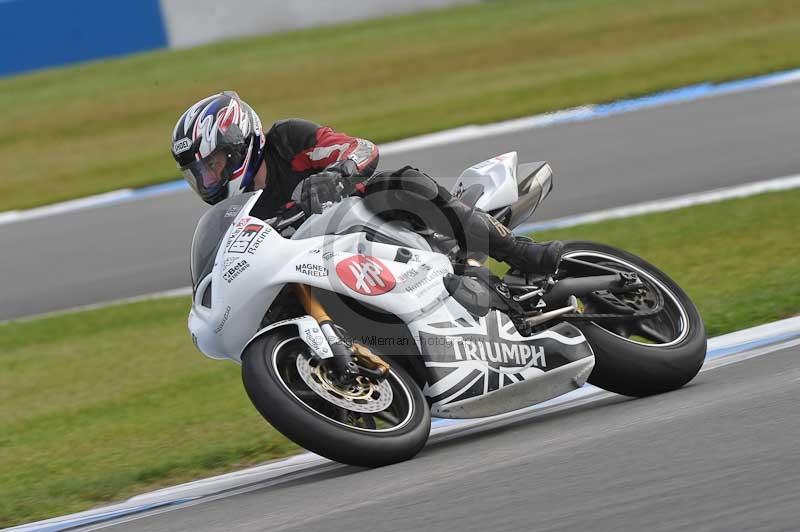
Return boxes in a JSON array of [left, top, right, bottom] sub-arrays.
[[271, 337, 415, 433], [563, 250, 690, 347]]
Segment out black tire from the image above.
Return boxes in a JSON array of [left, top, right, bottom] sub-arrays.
[[242, 328, 431, 467], [561, 241, 706, 397]]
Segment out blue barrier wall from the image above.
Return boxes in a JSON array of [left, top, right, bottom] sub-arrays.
[[0, 0, 475, 77], [0, 0, 167, 77]]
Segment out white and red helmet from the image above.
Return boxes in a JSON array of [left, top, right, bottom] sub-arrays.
[[171, 91, 266, 205]]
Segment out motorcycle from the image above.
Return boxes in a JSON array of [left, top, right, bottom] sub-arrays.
[[188, 152, 707, 467]]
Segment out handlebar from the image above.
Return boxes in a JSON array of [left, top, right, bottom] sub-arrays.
[[266, 185, 367, 232], [264, 203, 306, 231]]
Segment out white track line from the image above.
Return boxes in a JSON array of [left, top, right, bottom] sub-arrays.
[[0, 287, 193, 326]]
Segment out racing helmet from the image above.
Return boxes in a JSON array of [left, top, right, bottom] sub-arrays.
[[171, 91, 266, 205]]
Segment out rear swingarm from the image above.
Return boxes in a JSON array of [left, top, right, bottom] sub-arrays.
[[542, 270, 665, 322], [542, 272, 640, 306]]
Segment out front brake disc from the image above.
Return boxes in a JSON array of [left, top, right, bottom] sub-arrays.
[[295, 355, 393, 413]]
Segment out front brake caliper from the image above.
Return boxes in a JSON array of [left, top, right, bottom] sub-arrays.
[[352, 343, 390, 380]]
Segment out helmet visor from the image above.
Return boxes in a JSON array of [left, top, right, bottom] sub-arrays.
[[181, 147, 244, 203]]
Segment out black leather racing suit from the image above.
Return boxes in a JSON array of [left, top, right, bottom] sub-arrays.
[[255, 119, 379, 216]]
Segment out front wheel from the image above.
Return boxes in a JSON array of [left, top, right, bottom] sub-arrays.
[[559, 241, 707, 397], [242, 329, 431, 467]]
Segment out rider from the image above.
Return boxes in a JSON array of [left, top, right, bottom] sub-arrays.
[[171, 91, 563, 274]]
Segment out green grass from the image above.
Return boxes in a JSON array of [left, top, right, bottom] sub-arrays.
[[2, 187, 799, 527], [2, 0, 800, 211], [0, 298, 298, 528]]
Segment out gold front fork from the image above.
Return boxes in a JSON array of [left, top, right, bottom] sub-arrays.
[[293, 283, 331, 323], [292, 283, 389, 375]]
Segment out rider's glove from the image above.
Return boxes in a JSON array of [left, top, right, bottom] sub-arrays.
[[324, 159, 359, 180], [299, 171, 345, 215], [298, 160, 361, 215]]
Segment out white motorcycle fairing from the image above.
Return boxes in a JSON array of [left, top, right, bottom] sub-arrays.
[[189, 154, 594, 418], [451, 151, 519, 211], [190, 192, 454, 363]]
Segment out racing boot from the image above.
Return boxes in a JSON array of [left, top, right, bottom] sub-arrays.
[[492, 232, 564, 274], [472, 211, 563, 274], [428, 182, 563, 274]]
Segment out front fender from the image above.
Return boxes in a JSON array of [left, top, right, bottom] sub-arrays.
[[240, 315, 334, 364]]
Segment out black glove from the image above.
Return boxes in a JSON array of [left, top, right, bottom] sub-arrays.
[[299, 171, 345, 215], [324, 159, 358, 179]]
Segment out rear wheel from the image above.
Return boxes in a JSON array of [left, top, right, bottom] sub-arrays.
[[559, 241, 706, 397], [242, 329, 430, 467]]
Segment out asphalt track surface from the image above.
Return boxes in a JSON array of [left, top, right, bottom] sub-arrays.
[[3, 81, 800, 321], [89, 343, 800, 532]]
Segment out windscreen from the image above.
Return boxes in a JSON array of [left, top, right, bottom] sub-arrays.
[[190, 192, 256, 290]]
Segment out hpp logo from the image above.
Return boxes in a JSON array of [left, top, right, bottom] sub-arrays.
[[335, 255, 396, 296]]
